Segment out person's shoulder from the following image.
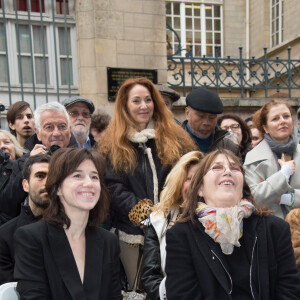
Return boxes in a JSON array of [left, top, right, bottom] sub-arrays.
[[94, 226, 118, 243], [0, 216, 19, 239], [15, 220, 47, 237], [244, 139, 272, 165], [168, 220, 192, 235], [261, 214, 289, 231]]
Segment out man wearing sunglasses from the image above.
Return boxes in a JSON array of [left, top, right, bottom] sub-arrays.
[[62, 96, 96, 148]]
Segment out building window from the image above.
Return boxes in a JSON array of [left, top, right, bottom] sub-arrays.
[[166, 1, 222, 57], [56, 0, 69, 15], [15, 0, 45, 13], [271, 0, 283, 47], [0, 23, 8, 83]]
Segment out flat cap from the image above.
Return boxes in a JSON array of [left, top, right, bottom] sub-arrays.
[[155, 84, 180, 102], [186, 87, 223, 114], [62, 96, 95, 114]]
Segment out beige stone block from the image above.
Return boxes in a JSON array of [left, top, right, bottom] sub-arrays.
[[135, 41, 154, 55], [124, 13, 134, 27], [114, 0, 143, 13], [79, 67, 98, 94], [93, 0, 114, 10], [117, 54, 145, 68], [143, 1, 165, 15], [134, 13, 153, 28], [76, 12, 95, 39], [124, 27, 144, 41], [78, 39, 95, 68], [145, 55, 167, 69], [95, 11, 124, 39], [152, 15, 166, 29], [96, 67, 108, 94], [95, 39, 117, 67], [77, 0, 94, 11], [144, 29, 165, 42], [157, 69, 168, 83], [154, 42, 167, 56], [117, 40, 135, 54]]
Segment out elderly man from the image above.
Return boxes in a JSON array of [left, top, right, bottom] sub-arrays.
[[183, 87, 239, 155], [0, 102, 77, 219], [62, 96, 95, 148], [7, 101, 35, 148], [0, 154, 50, 284]]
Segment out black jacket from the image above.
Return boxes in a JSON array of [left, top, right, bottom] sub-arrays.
[[0, 134, 78, 219], [0, 203, 40, 284], [165, 214, 300, 300], [14, 221, 122, 300], [182, 121, 240, 156], [105, 139, 171, 239]]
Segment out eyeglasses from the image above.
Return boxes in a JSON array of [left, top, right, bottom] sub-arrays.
[[208, 164, 242, 174], [68, 111, 91, 119], [43, 124, 68, 133], [221, 124, 240, 131]]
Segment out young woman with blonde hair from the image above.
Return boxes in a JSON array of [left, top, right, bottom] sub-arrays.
[[99, 77, 197, 288]]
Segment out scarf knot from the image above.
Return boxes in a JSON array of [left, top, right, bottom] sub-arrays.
[[195, 200, 255, 255]]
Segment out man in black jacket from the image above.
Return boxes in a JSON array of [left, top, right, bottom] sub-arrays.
[[0, 154, 50, 284], [183, 87, 239, 155]]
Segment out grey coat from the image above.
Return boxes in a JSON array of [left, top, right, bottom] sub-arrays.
[[243, 139, 300, 218]]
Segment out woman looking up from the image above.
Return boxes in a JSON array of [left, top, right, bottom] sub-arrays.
[[99, 77, 197, 288], [14, 148, 122, 299], [244, 99, 300, 219], [165, 149, 300, 300]]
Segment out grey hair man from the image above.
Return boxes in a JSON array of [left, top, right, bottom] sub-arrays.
[[62, 96, 95, 148]]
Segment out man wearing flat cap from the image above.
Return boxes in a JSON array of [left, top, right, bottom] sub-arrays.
[[183, 87, 240, 155], [62, 96, 96, 148]]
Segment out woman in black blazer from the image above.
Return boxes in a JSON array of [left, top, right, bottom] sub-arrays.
[[165, 149, 300, 300], [14, 148, 122, 300]]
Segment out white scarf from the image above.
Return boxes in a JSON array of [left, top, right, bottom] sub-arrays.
[[127, 120, 158, 204], [195, 200, 255, 255]]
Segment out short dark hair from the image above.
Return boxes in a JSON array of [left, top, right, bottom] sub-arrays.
[[7, 101, 32, 136], [43, 147, 110, 228], [22, 154, 51, 181], [90, 112, 111, 133]]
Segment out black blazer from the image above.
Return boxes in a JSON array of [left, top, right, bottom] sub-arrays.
[[0, 204, 39, 284], [165, 214, 300, 300], [14, 221, 122, 300]]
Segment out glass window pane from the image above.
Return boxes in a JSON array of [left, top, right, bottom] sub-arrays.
[[194, 31, 201, 43], [56, 0, 69, 15], [185, 7, 192, 16], [214, 20, 220, 30], [58, 27, 71, 55], [214, 6, 221, 17], [206, 19, 212, 30], [16, 0, 27, 11], [19, 56, 32, 83], [18, 25, 31, 53], [206, 46, 213, 56], [166, 17, 172, 26], [215, 46, 221, 57], [186, 18, 192, 30], [194, 19, 201, 30], [194, 45, 201, 57], [215, 33, 221, 44], [206, 32, 212, 43], [186, 31, 193, 41], [33, 26, 48, 54], [0, 56, 8, 82], [35, 57, 49, 84], [173, 3, 180, 15], [0, 24, 5, 52], [194, 5, 201, 16], [60, 58, 73, 85], [31, 0, 45, 13], [206, 5, 212, 17], [174, 17, 180, 29], [166, 3, 171, 14]]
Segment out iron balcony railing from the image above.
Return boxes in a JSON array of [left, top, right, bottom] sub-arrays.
[[167, 24, 300, 97]]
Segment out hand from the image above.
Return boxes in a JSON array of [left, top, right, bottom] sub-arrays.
[[30, 144, 47, 156], [278, 159, 295, 174]]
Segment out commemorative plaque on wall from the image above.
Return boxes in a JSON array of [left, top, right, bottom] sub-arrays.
[[107, 68, 158, 102]]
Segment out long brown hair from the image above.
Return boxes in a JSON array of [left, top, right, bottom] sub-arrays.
[[99, 77, 197, 173], [43, 148, 110, 228], [180, 149, 270, 223]]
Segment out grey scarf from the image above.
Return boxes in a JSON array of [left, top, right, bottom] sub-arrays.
[[264, 134, 297, 159]]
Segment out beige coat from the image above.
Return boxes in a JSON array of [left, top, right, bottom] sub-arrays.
[[244, 139, 300, 218]]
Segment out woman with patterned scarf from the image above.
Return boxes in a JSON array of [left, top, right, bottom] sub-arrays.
[[99, 77, 197, 290], [165, 149, 300, 300], [244, 99, 300, 219]]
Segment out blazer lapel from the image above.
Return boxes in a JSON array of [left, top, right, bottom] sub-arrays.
[[190, 221, 232, 294], [48, 224, 87, 300], [83, 227, 104, 300]]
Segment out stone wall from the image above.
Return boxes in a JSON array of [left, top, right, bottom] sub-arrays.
[[76, 0, 167, 113]]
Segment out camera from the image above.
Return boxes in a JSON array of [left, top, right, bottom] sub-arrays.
[[0, 104, 8, 112]]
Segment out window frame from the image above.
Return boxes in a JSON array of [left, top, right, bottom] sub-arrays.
[[270, 0, 284, 47]]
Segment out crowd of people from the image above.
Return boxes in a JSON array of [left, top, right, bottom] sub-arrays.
[[0, 77, 300, 299]]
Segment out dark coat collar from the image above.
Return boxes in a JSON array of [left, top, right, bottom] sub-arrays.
[[47, 224, 103, 300]]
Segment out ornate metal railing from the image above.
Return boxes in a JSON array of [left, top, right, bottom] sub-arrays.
[[167, 24, 300, 97]]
